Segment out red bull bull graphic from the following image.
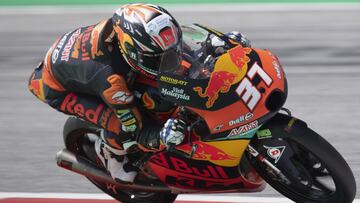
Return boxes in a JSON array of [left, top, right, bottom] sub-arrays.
[[176, 139, 251, 167], [181, 142, 237, 161], [193, 45, 252, 108]]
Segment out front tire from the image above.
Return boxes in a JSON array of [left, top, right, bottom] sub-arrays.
[[248, 114, 356, 203], [62, 117, 178, 203]]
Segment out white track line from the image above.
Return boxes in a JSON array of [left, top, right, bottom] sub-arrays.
[[0, 193, 359, 203], [0, 192, 113, 200]]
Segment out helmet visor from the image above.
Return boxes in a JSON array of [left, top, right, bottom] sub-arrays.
[[138, 44, 182, 75], [158, 45, 182, 73]]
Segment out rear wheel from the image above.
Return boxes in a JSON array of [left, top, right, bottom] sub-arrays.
[[248, 115, 356, 203], [63, 117, 178, 203]]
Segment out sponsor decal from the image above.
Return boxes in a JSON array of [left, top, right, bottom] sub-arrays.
[[256, 129, 272, 139], [111, 91, 134, 104], [150, 153, 245, 190], [194, 71, 237, 108], [81, 26, 94, 61], [272, 61, 282, 80], [70, 26, 94, 61], [61, 29, 81, 61], [151, 153, 230, 179], [227, 120, 259, 138], [228, 112, 253, 126], [90, 20, 107, 59], [264, 145, 286, 163], [165, 175, 244, 190], [159, 75, 188, 86], [268, 51, 282, 79], [193, 46, 251, 108], [213, 124, 223, 131], [171, 157, 228, 179], [52, 32, 69, 63], [60, 93, 103, 124], [180, 142, 237, 162], [161, 87, 190, 101]]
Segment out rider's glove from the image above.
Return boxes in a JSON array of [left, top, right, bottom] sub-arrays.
[[160, 118, 186, 148], [226, 31, 251, 47]]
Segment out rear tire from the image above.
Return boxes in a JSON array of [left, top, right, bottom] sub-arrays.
[[248, 114, 356, 203], [63, 117, 178, 203]]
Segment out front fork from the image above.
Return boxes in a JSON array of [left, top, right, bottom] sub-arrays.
[[247, 145, 291, 184]]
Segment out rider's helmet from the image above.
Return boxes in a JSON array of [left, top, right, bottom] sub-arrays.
[[112, 3, 182, 80]]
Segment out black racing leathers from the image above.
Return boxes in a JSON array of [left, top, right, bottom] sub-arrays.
[[28, 19, 175, 151]]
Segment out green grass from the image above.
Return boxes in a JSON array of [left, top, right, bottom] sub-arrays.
[[1, 0, 360, 6]]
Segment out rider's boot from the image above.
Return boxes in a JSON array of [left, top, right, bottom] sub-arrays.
[[95, 137, 137, 183]]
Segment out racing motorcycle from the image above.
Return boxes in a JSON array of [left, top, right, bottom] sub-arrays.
[[56, 24, 356, 203]]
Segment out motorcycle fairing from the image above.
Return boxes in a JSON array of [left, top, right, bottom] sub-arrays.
[[158, 25, 287, 140], [149, 24, 286, 193], [157, 47, 260, 112], [158, 52, 286, 138]]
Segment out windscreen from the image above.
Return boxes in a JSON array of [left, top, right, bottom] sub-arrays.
[[159, 24, 231, 80]]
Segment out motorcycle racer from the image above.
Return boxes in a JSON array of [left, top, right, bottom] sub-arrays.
[[28, 3, 251, 183], [28, 3, 186, 183]]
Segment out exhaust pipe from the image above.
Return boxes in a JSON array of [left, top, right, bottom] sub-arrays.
[[56, 149, 171, 192]]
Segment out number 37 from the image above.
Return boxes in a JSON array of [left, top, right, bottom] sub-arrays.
[[236, 62, 272, 111]]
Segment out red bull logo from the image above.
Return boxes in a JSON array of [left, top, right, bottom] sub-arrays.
[[193, 45, 252, 108], [193, 71, 237, 108], [90, 20, 106, 59], [60, 93, 104, 124], [179, 142, 237, 162]]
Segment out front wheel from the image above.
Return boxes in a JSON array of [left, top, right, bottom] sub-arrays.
[[63, 117, 178, 203], [248, 114, 356, 203]]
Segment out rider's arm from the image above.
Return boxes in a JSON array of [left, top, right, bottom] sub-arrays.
[[102, 73, 142, 134], [91, 66, 142, 134]]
